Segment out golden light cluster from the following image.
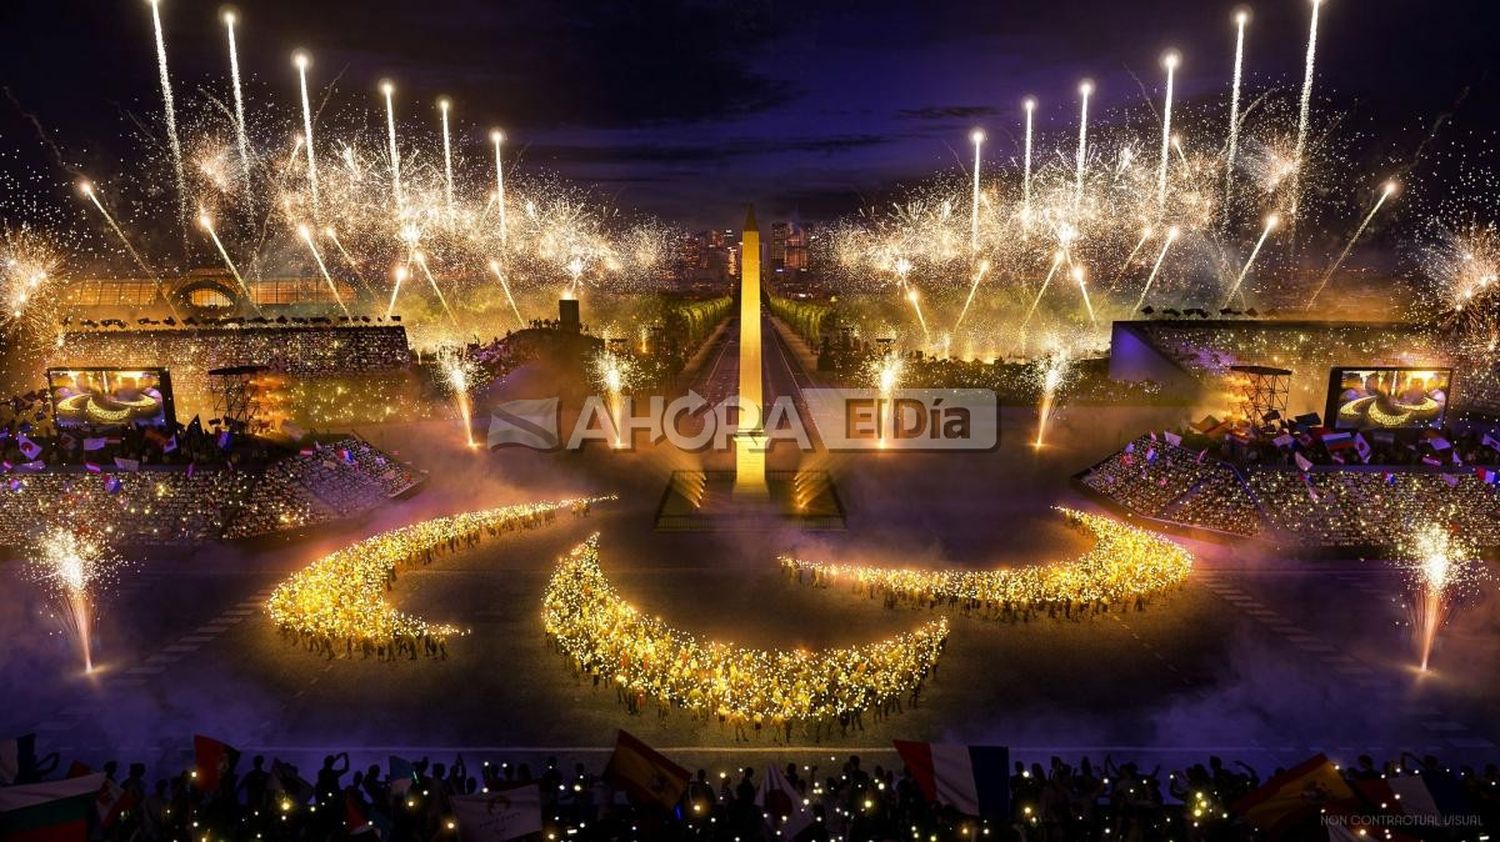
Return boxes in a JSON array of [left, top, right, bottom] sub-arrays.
[[542, 534, 948, 726], [267, 496, 612, 651], [780, 508, 1193, 616]]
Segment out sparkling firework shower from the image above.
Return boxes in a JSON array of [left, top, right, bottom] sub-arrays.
[[868, 353, 903, 448], [1291, 0, 1323, 219], [593, 350, 637, 448], [439, 98, 455, 212], [146, 0, 187, 228], [1306, 181, 1397, 308], [27, 529, 122, 674], [298, 225, 350, 316], [223, 11, 253, 191], [293, 51, 319, 213], [1225, 10, 1249, 210], [970, 129, 985, 251], [488, 260, 526, 328], [0, 227, 64, 344], [1032, 341, 1076, 448], [1074, 81, 1093, 208], [491, 130, 508, 247], [381, 81, 404, 208], [1135, 226, 1180, 312], [1222, 214, 1279, 307], [198, 213, 256, 308], [1022, 97, 1036, 218], [25, 2, 682, 357], [1157, 51, 1180, 212], [1402, 525, 1485, 673], [811, 0, 1415, 360], [436, 344, 478, 447]]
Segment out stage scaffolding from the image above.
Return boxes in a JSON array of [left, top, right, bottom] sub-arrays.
[[1229, 364, 1292, 427], [207, 365, 270, 434]]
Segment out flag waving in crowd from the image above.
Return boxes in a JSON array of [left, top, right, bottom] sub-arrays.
[[893, 740, 1010, 819], [451, 785, 542, 842], [193, 735, 239, 793], [1232, 753, 1353, 837], [0, 772, 106, 842], [602, 730, 689, 811], [755, 763, 813, 838]]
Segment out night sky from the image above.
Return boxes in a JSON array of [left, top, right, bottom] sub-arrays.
[[2, 0, 1499, 228]]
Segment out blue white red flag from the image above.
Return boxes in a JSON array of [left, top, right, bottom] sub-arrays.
[[892, 740, 1009, 818]]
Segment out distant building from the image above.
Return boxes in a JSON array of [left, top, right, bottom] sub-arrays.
[[769, 222, 789, 270], [678, 230, 737, 287], [65, 269, 357, 317], [765, 221, 810, 274], [785, 223, 810, 271]]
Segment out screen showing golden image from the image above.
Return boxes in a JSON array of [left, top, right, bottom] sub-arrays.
[[47, 367, 176, 430], [1325, 367, 1451, 431]]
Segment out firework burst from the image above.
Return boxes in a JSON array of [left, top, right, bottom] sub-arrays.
[[1031, 338, 1078, 448], [1428, 222, 1500, 344], [0, 3, 687, 369], [813, 0, 1375, 362], [592, 350, 637, 448], [435, 344, 479, 447], [1401, 525, 1486, 672], [26, 528, 123, 674], [0, 227, 64, 335]]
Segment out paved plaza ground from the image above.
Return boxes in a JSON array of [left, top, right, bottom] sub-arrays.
[[3, 322, 1499, 779]]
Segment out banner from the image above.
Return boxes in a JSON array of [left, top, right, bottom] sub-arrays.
[[451, 785, 542, 842]]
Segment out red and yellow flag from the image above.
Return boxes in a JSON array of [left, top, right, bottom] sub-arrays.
[[603, 730, 689, 811]]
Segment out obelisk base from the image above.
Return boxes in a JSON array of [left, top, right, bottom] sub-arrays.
[[732, 429, 769, 500], [654, 469, 844, 531]]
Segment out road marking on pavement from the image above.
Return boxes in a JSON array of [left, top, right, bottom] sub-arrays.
[[1204, 578, 1495, 751]]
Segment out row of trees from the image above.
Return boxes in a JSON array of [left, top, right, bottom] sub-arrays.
[[665, 296, 733, 347], [768, 294, 836, 345]]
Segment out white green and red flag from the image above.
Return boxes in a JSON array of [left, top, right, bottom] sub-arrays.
[[0, 772, 107, 842]]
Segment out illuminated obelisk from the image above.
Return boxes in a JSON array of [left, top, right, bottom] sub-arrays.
[[732, 206, 769, 499]]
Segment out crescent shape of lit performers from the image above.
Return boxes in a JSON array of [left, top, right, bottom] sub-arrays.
[[780, 508, 1193, 619], [267, 496, 613, 658], [542, 534, 948, 727]]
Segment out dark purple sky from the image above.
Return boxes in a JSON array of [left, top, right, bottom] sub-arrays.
[[2, 0, 1498, 228]]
